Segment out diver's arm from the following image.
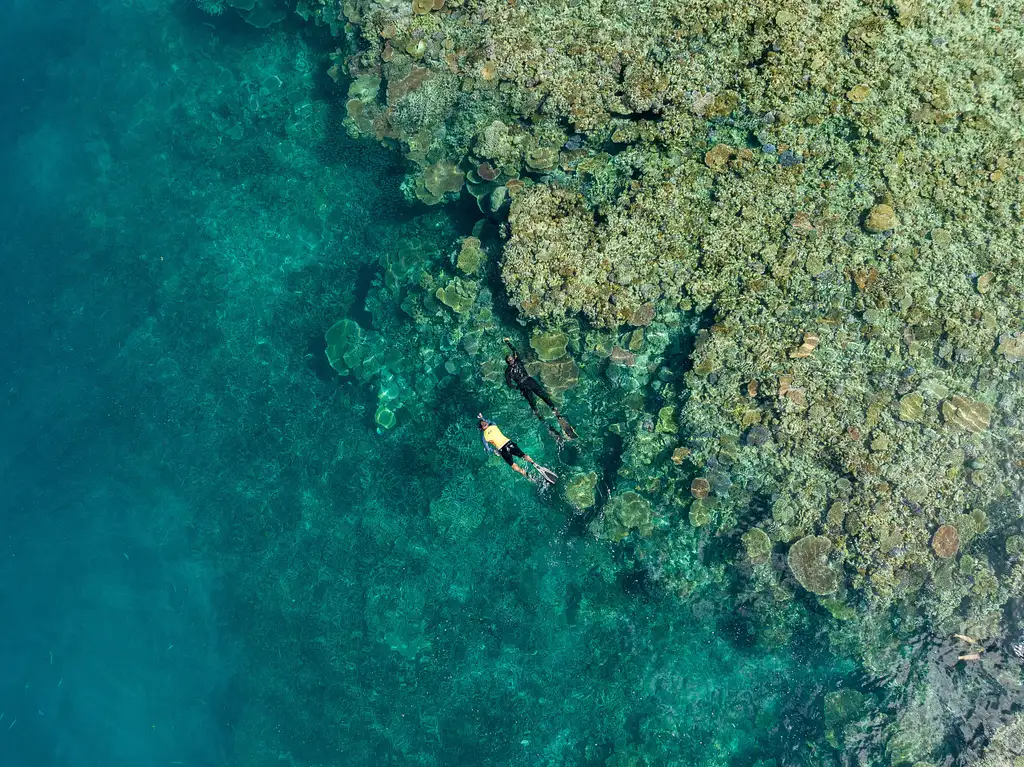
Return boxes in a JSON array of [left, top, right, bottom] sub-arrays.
[[479, 417, 497, 454]]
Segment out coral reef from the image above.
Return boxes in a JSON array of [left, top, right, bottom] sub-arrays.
[[184, 0, 1024, 760]]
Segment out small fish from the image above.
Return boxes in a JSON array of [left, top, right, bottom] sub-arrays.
[[954, 633, 979, 645], [958, 653, 982, 661]]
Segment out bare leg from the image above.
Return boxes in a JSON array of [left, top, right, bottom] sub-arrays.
[[511, 463, 528, 477]]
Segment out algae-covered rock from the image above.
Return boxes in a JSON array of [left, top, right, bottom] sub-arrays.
[[530, 329, 569, 361], [564, 471, 598, 509], [741, 528, 772, 564], [788, 535, 840, 595], [598, 491, 653, 541]]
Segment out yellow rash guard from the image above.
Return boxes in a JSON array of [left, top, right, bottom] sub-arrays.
[[483, 424, 510, 451]]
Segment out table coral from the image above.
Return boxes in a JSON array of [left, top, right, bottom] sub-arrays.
[[788, 535, 840, 595]]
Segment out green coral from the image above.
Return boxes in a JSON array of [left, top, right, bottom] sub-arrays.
[[741, 528, 772, 565], [435, 278, 477, 315], [564, 472, 598, 509], [596, 491, 653, 541], [325, 319, 380, 379], [529, 329, 569, 361], [534, 357, 579, 397], [456, 236, 484, 275]]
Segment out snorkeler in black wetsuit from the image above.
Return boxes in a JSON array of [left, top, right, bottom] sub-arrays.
[[503, 338, 578, 440]]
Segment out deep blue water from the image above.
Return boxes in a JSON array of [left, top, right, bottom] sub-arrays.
[[0, 2, 233, 763]]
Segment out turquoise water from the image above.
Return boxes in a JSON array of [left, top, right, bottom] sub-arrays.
[[0, 1, 1019, 765]]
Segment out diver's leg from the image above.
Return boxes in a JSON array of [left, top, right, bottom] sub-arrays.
[[509, 442, 535, 466], [533, 380, 557, 412], [522, 386, 542, 418], [503, 443, 529, 477]]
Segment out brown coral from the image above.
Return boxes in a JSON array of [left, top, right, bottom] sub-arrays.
[[941, 396, 991, 433], [690, 477, 710, 499], [932, 525, 960, 559], [788, 331, 820, 359]]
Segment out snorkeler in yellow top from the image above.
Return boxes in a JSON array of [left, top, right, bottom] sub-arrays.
[[477, 414, 558, 484]]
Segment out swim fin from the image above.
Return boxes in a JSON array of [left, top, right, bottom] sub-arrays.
[[535, 465, 558, 485], [557, 415, 578, 441]]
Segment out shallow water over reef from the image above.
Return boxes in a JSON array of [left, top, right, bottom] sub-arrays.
[[1, 1, 1023, 766]]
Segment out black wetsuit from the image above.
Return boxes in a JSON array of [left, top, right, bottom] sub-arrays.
[[505, 354, 556, 415]]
